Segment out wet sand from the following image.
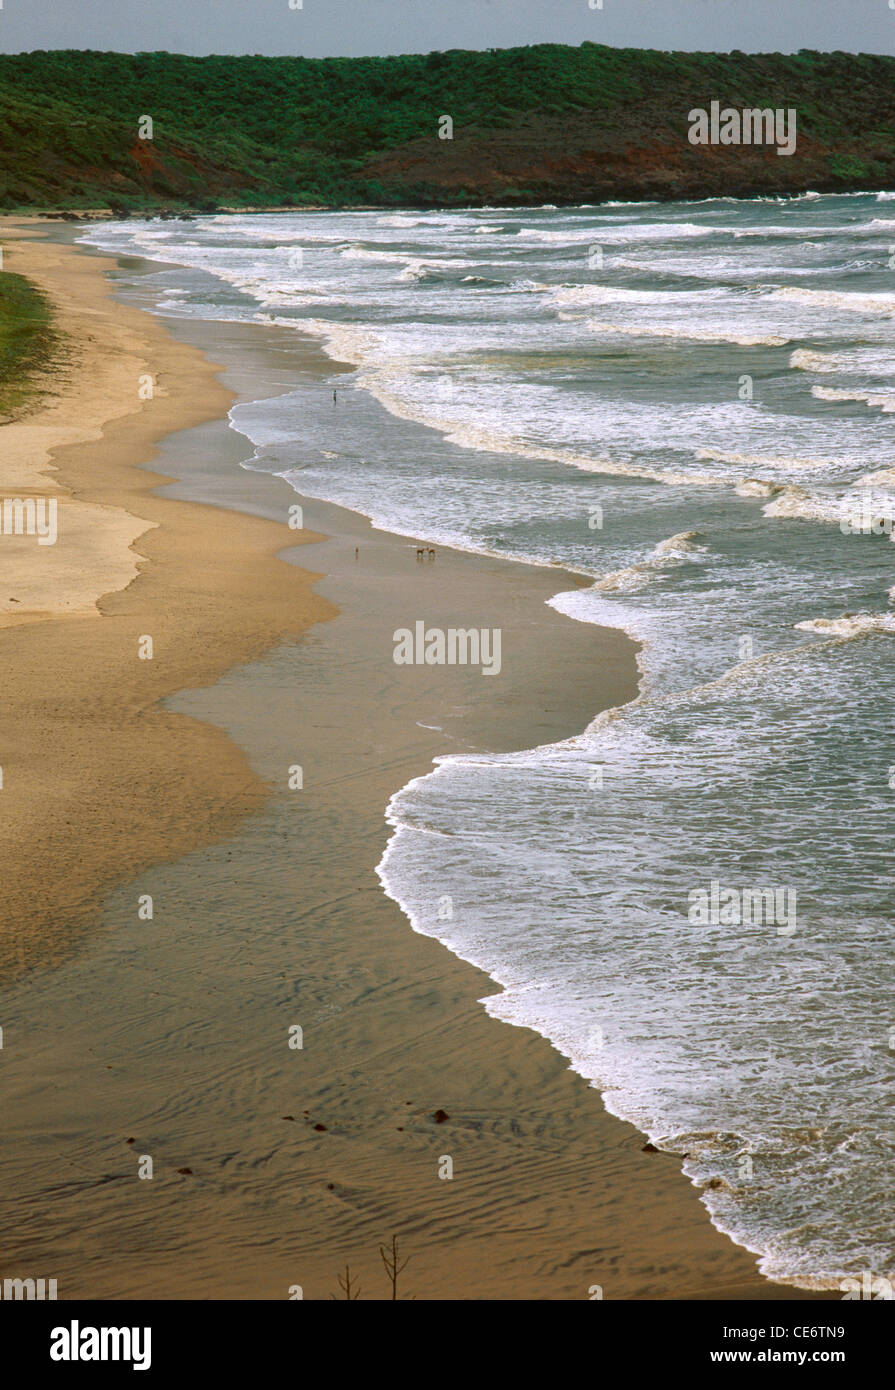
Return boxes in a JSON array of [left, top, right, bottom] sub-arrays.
[[0, 228, 820, 1298]]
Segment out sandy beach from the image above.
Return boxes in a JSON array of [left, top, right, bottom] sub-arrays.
[[0, 223, 825, 1300], [0, 222, 334, 980]]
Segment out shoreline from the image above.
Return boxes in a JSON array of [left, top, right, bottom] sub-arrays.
[[0, 222, 826, 1298]]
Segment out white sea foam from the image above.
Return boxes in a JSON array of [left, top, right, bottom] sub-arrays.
[[581, 319, 790, 346], [79, 198, 895, 1291], [788, 348, 840, 372], [794, 611, 895, 637], [760, 485, 842, 523], [360, 375, 725, 488], [593, 531, 708, 593], [521, 221, 715, 243], [812, 384, 895, 411], [771, 286, 895, 314], [858, 467, 895, 487], [550, 284, 724, 308], [696, 447, 835, 472], [735, 479, 780, 498]]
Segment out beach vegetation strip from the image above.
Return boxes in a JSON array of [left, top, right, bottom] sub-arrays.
[[0, 264, 54, 418]]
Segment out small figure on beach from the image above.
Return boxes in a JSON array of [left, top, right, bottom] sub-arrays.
[[354, 547, 358, 561], [427, 547, 435, 561], [333, 388, 337, 405], [415, 547, 425, 560]]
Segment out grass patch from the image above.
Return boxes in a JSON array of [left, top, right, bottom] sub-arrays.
[[0, 265, 54, 417]]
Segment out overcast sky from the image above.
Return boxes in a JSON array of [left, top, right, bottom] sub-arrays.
[[0, 0, 893, 58]]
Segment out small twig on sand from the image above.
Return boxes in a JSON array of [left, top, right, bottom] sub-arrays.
[[379, 1233, 410, 1301], [331, 1265, 361, 1300]]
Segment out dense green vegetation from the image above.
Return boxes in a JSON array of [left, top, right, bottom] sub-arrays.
[[0, 44, 894, 209], [0, 267, 53, 416]]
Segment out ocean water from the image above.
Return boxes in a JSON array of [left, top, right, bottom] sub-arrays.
[[83, 194, 894, 1290]]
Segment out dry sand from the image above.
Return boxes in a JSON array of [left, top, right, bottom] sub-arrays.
[[0, 225, 823, 1299]]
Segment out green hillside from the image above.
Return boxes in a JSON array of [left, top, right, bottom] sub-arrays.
[[0, 45, 894, 209]]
